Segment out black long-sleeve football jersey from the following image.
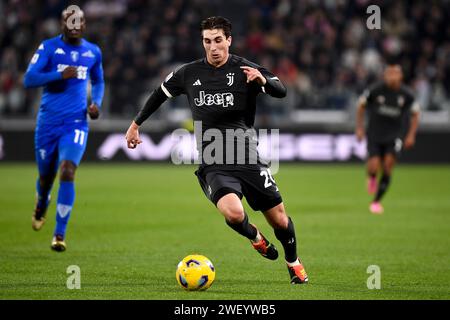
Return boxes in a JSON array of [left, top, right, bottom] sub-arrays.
[[136, 54, 286, 167], [359, 82, 419, 143]]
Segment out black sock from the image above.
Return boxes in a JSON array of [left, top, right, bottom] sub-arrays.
[[225, 213, 257, 240], [274, 217, 297, 263], [374, 174, 391, 202]]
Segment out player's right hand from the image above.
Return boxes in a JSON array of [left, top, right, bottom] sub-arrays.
[[61, 66, 78, 79], [355, 127, 365, 141], [125, 121, 142, 149]]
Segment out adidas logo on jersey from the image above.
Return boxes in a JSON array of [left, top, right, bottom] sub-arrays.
[[193, 79, 202, 86], [55, 48, 66, 55]]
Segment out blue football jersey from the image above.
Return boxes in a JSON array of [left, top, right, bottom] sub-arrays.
[[24, 35, 104, 125]]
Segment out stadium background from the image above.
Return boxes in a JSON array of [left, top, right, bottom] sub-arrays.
[[0, 0, 449, 163], [0, 0, 449, 301]]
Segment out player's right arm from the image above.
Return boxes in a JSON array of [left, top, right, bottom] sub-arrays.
[[23, 42, 77, 88], [355, 99, 366, 141], [355, 88, 372, 141], [125, 86, 168, 149], [126, 65, 186, 149]]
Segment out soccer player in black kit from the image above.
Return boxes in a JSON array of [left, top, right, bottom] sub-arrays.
[[125, 16, 308, 284], [356, 64, 420, 214]]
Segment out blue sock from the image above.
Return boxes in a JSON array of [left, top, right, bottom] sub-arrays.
[[36, 178, 52, 210], [55, 181, 75, 238]]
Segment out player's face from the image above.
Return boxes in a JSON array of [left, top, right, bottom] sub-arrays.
[[384, 65, 403, 89], [202, 29, 231, 67], [61, 10, 86, 40]]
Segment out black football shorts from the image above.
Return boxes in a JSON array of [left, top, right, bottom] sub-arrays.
[[195, 165, 283, 212], [367, 138, 403, 158]]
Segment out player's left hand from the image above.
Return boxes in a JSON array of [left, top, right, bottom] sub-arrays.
[[240, 66, 267, 86], [404, 135, 415, 149], [88, 103, 100, 120]]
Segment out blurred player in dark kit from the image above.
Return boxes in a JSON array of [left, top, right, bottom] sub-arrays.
[[356, 64, 419, 214]]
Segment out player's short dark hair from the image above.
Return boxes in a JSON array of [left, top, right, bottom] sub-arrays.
[[385, 55, 402, 68], [200, 16, 232, 38]]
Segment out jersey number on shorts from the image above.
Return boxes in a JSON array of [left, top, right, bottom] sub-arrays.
[[260, 169, 276, 188], [74, 129, 86, 145]]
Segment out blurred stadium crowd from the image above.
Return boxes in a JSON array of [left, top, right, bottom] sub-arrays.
[[0, 0, 449, 126]]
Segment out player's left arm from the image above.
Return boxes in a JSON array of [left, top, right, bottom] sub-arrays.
[[240, 66, 287, 98], [355, 89, 370, 141], [404, 101, 420, 149], [88, 47, 105, 120]]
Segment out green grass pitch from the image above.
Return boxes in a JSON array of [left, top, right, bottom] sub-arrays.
[[0, 163, 449, 300]]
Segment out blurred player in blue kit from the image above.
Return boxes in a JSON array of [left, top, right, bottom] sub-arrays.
[[23, 6, 104, 251]]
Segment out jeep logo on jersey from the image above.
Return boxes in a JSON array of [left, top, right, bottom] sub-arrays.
[[194, 91, 234, 108]]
